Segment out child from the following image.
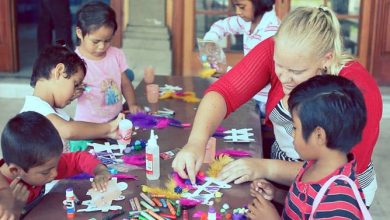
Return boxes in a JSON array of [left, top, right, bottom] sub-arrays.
[[20, 45, 123, 151], [0, 112, 111, 216], [74, 1, 142, 123], [203, 0, 280, 116], [248, 75, 369, 219]]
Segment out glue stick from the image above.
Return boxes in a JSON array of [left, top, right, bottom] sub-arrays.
[[145, 130, 160, 180], [65, 188, 76, 218]]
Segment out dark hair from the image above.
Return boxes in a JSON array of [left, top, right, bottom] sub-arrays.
[[288, 75, 366, 153], [76, 1, 117, 38], [30, 45, 86, 87], [1, 112, 63, 172], [252, 0, 274, 18]]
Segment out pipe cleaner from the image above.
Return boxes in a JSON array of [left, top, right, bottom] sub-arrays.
[[215, 149, 252, 158], [160, 91, 200, 103], [122, 154, 146, 166]]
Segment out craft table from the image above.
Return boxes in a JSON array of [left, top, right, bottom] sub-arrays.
[[24, 76, 263, 220]]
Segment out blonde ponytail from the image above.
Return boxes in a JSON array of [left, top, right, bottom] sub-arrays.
[[274, 6, 354, 75]]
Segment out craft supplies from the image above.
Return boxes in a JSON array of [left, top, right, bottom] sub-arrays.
[[133, 197, 142, 211], [65, 188, 76, 218], [207, 201, 217, 220], [140, 200, 155, 210], [145, 130, 160, 180], [140, 192, 156, 207], [118, 119, 133, 145]]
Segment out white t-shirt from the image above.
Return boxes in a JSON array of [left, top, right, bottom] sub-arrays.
[[20, 95, 71, 151]]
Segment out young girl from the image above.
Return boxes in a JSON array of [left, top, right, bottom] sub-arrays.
[[20, 45, 122, 151], [203, 0, 280, 116], [173, 6, 382, 206], [74, 1, 142, 124], [248, 75, 370, 219]]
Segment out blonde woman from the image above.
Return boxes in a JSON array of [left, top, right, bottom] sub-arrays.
[[172, 6, 382, 206]]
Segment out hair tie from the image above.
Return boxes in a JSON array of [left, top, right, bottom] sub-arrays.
[[318, 6, 330, 15]]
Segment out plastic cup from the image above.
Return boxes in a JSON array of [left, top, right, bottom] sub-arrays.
[[146, 84, 159, 103], [144, 66, 155, 84], [118, 119, 133, 145]]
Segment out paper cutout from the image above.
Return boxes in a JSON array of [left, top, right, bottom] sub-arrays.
[[223, 128, 255, 142], [77, 178, 128, 212]]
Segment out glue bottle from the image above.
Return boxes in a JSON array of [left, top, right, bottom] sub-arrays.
[[65, 188, 76, 218], [145, 129, 160, 180], [207, 201, 216, 220]]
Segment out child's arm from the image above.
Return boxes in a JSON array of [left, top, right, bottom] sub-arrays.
[[121, 72, 142, 114], [91, 164, 111, 192], [204, 16, 245, 42], [46, 113, 124, 140]]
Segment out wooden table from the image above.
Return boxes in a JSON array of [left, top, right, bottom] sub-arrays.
[[24, 76, 262, 220]]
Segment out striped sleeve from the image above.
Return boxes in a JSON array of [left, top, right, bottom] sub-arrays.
[[312, 179, 365, 219], [203, 16, 246, 42]]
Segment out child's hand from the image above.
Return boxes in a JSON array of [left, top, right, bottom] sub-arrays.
[[9, 177, 29, 208], [247, 193, 280, 220], [250, 179, 275, 200], [126, 104, 143, 114], [92, 164, 111, 192], [107, 113, 125, 139]]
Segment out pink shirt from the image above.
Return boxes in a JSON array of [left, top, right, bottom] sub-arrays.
[[75, 47, 128, 123]]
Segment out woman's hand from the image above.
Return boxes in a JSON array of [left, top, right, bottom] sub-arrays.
[[172, 143, 205, 185], [250, 179, 275, 200], [92, 165, 111, 192], [218, 158, 266, 184]]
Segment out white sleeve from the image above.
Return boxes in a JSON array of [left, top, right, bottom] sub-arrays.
[[203, 16, 246, 42]]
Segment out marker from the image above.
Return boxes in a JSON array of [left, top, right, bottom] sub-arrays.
[[175, 200, 181, 217], [140, 200, 155, 210], [140, 211, 155, 220], [166, 199, 176, 215], [152, 197, 162, 207], [146, 209, 165, 220], [129, 208, 160, 216], [129, 198, 137, 210], [159, 213, 177, 219], [140, 192, 156, 207], [134, 197, 142, 211], [160, 198, 167, 208]]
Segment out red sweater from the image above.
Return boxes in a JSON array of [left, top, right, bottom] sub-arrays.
[[0, 151, 100, 204], [206, 37, 383, 173]]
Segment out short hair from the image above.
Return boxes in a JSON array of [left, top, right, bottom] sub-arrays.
[[30, 45, 86, 87], [76, 1, 117, 38], [251, 0, 275, 18], [288, 75, 366, 153], [1, 112, 63, 172]]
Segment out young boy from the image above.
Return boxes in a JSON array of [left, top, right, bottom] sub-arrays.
[[0, 111, 111, 216], [248, 75, 369, 219]]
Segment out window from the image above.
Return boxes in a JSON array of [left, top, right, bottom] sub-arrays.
[[194, 0, 243, 52], [290, 0, 361, 56]]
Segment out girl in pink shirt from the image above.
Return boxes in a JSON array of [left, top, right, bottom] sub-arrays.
[[74, 1, 142, 123]]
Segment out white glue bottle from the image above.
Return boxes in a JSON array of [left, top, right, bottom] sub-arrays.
[[145, 129, 160, 180]]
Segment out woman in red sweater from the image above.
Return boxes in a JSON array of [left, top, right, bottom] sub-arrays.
[[172, 6, 382, 206]]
